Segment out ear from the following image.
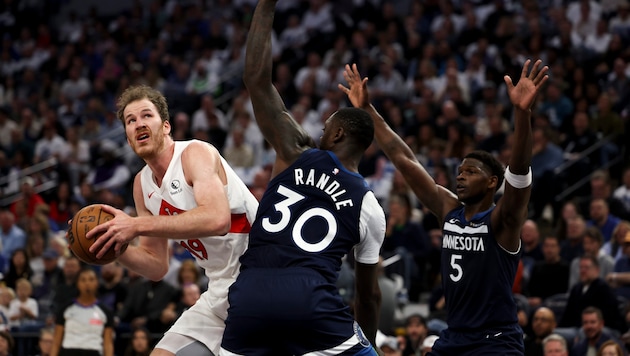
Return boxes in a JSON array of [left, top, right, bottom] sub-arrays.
[[163, 120, 171, 135], [488, 175, 498, 190], [332, 126, 344, 143]]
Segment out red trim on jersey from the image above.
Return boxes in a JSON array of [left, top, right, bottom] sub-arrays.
[[230, 213, 251, 233]]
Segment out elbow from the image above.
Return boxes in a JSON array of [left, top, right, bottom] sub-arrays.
[[147, 266, 169, 282], [208, 213, 231, 236]]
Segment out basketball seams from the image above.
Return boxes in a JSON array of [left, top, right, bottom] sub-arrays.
[[74, 208, 97, 264], [69, 205, 118, 265]]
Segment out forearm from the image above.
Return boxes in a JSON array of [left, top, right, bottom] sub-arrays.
[[509, 108, 533, 174], [354, 293, 381, 347], [135, 206, 230, 239], [103, 328, 114, 356], [243, 0, 278, 86], [363, 104, 418, 167], [117, 243, 168, 281]]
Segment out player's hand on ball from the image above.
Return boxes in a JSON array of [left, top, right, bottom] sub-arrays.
[[87, 204, 136, 259]]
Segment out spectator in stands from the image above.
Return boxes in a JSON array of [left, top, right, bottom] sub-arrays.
[[117, 278, 178, 335], [521, 219, 544, 278], [560, 111, 598, 193], [223, 126, 255, 169], [607, 230, 630, 300], [560, 216, 586, 263], [7, 278, 39, 331], [588, 198, 622, 243], [0, 210, 26, 269], [31, 327, 54, 356], [613, 166, 630, 214], [10, 176, 45, 219], [559, 255, 625, 334], [524, 307, 557, 356], [585, 170, 630, 221], [571, 307, 625, 356], [61, 126, 90, 190], [123, 327, 153, 356], [602, 220, 630, 263], [3, 249, 32, 291], [537, 80, 574, 132], [32, 248, 62, 323], [401, 314, 429, 356], [84, 139, 131, 195], [530, 126, 564, 221], [542, 333, 569, 356], [569, 226, 615, 289], [382, 193, 430, 301], [527, 235, 570, 309], [0, 286, 13, 332], [51, 255, 80, 317], [0, 330, 14, 356], [47, 182, 73, 231], [98, 262, 128, 316], [597, 339, 625, 356]]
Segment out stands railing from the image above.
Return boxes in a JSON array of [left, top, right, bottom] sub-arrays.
[[552, 134, 624, 203]]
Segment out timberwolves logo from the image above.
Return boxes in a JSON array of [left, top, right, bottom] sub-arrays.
[[353, 321, 370, 348], [170, 180, 182, 194]]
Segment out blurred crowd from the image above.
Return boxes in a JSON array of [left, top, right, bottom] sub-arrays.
[[1, 0, 630, 354]]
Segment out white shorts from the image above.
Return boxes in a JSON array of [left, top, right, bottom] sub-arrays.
[[154, 292, 225, 355]]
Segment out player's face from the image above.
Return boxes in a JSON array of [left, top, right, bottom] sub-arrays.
[[455, 158, 494, 204], [124, 99, 171, 160], [319, 115, 339, 151]]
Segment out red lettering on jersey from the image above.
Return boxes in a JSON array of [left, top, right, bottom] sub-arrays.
[[89, 318, 104, 325], [180, 239, 208, 260], [230, 213, 251, 233], [159, 200, 185, 216]]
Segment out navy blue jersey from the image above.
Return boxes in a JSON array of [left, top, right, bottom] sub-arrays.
[[240, 149, 384, 283], [441, 205, 520, 330]]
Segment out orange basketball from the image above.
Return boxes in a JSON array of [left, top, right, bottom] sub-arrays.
[[67, 204, 127, 265]]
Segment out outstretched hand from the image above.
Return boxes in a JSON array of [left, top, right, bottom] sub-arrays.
[[503, 59, 549, 112], [338, 64, 370, 109]]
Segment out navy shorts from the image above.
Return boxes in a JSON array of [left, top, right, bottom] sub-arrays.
[[221, 267, 376, 356], [428, 324, 524, 356]]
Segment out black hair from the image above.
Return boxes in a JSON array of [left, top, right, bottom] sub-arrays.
[[464, 150, 505, 191], [333, 108, 374, 151]]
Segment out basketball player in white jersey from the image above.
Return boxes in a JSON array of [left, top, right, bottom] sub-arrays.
[[85, 85, 259, 356]]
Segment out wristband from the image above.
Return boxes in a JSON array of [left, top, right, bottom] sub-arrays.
[[504, 166, 532, 189]]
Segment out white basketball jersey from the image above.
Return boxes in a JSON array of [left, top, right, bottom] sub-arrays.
[[140, 140, 258, 319]]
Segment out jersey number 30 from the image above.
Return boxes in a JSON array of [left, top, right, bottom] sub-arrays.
[[262, 185, 337, 253]]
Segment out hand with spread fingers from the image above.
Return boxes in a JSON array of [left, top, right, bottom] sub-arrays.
[[338, 64, 371, 110], [86, 204, 136, 259], [503, 59, 549, 112]]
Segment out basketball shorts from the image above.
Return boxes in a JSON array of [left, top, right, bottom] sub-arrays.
[[428, 324, 524, 356], [155, 291, 225, 355], [220, 267, 377, 356]]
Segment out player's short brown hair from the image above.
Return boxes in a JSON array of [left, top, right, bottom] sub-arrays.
[[117, 85, 170, 125]]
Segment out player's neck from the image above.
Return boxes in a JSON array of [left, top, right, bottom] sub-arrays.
[[463, 196, 495, 220], [147, 141, 175, 187]]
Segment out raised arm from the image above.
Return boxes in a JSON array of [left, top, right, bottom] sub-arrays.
[[339, 64, 459, 222], [244, 0, 314, 177], [493, 59, 549, 250]]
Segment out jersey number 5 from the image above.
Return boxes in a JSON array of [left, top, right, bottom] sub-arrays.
[[262, 185, 337, 253], [450, 254, 463, 282]]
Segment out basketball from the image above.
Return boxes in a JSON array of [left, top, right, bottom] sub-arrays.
[[67, 204, 127, 265]]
